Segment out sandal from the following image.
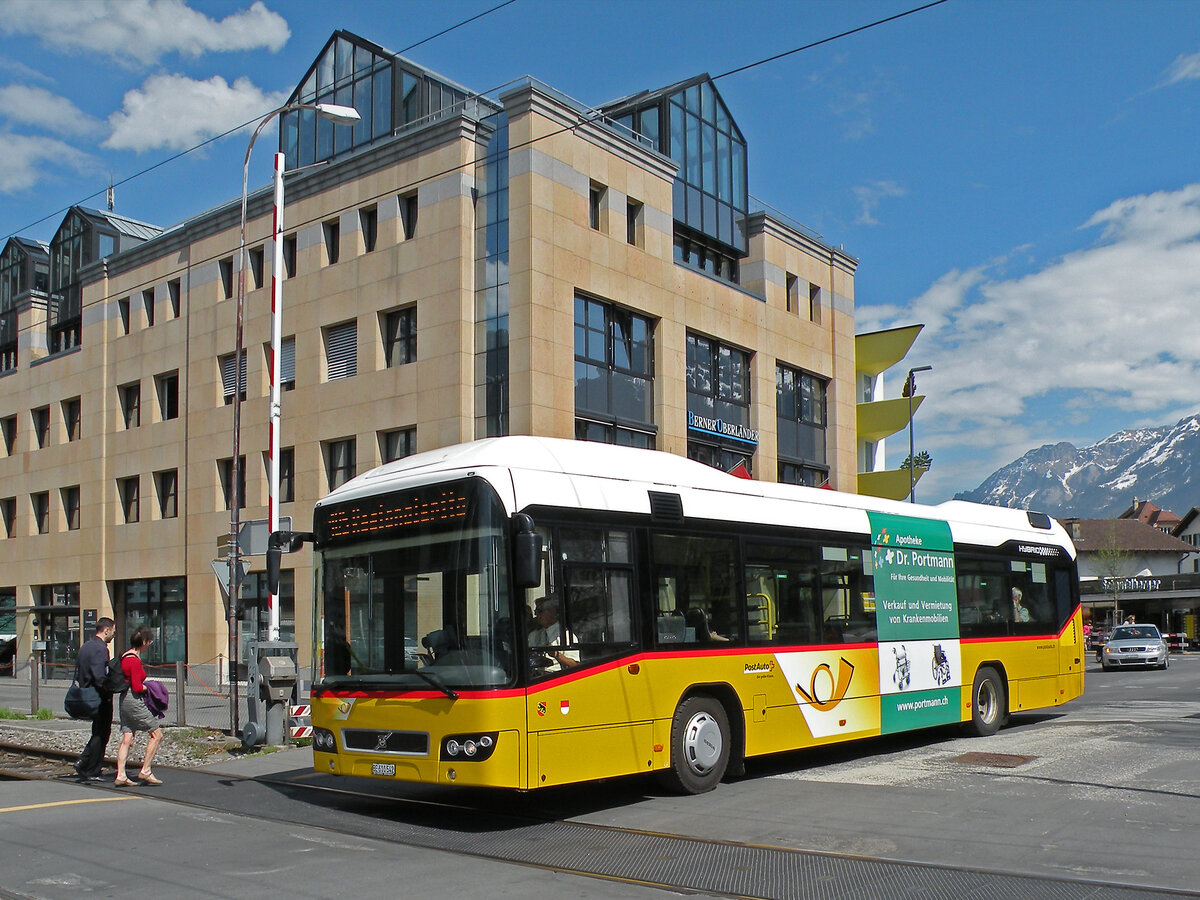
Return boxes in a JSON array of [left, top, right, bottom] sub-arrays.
[[137, 773, 162, 785], [114, 776, 136, 787]]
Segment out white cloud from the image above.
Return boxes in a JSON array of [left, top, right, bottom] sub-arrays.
[[852, 180, 906, 226], [0, 84, 104, 136], [104, 74, 289, 152], [1163, 49, 1200, 85], [874, 184, 1200, 499], [0, 0, 289, 67], [0, 133, 95, 193]]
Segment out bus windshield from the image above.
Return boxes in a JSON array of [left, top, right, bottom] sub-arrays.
[[313, 479, 517, 691]]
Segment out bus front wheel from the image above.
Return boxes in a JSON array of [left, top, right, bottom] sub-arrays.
[[970, 667, 1006, 737], [658, 695, 730, 794]]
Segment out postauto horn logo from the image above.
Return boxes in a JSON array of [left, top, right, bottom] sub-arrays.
[[795, 657, 855, 711]]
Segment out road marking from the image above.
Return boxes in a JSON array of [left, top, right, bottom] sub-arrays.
[[1, 796, 135, 815]]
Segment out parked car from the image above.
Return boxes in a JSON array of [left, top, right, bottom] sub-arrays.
[[1099, 624, 1169, 670], [0, 637, 14, 676]]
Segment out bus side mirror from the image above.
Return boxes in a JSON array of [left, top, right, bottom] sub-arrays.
[[267, 530, 313, 595], [512, 514, 541, 590]]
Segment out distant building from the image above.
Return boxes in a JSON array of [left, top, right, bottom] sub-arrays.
[[1063, 517, 1199, 634], [1119, 499, 1181, 534], [0, 30, 861, 677]]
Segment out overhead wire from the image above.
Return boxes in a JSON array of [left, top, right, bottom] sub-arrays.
[[2, 0, 949, 345]]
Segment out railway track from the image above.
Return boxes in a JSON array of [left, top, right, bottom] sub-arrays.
[[0, 740, 80, 780]]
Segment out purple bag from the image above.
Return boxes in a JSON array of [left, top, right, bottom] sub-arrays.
[[143, 680, 169, 718]]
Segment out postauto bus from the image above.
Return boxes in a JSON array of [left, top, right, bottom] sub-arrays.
[[271, 437, 1083, 793]]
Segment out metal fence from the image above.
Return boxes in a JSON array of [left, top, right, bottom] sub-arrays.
[[0, 657, 255, 733]]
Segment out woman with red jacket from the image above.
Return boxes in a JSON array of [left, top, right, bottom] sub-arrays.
[[114, 626, 164, 786]]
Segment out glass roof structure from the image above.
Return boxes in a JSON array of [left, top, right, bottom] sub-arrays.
[[603, 76, 749, 261], [280, 30, 478, 169]]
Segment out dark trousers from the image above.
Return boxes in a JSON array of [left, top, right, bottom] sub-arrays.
[[76, 694, 113, 774]]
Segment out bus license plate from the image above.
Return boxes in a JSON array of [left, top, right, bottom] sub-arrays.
[[371, 762, 396, 777]]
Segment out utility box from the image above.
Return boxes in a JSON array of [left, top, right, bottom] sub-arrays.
[[259, 655, 296, 700], [242, 640, 299, 748]]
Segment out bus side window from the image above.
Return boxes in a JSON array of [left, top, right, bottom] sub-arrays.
[[650, 533, 740, 644], [744, 541, 819, 645]]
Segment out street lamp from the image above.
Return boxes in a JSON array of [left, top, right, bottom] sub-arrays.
[[228, 101, 359, 734], [902, 365, 932, 504]]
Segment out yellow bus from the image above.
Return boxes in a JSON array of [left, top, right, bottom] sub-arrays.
[[275, 436, 1083, 793]]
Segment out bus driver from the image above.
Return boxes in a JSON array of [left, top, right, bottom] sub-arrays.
[[528, 596, 579, 670]]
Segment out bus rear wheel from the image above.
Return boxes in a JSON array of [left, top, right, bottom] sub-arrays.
[[658, 695, 730, 794], [970, 667, 1006, 737]]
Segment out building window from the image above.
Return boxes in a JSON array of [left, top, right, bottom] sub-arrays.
[[1, 415, 14, 455], [685, 333, 753, 473], [589, 182, 606, 231], [119, 382, 141, 429], [382, 307, 415, 368], [155, 371, 179, 421], [360, 205, 378, 253], [62, 397, 81, 442], [1, 497, 14, 538], [219, 351, 247, 405], [379, 427, 415, 463], [219, 456, 246, 510], [168, 278, 181, 318], [279, 336, 296, 390], [114, 577, 186, 664], [248, 246, 264, 291], [627, 198, 643, 246], [323, 219, 340, 265], [776, 363, 828, 487], [278, 447, 294, 503], [62, 486, 80, 531], [809, 283, 822, 323], [324, 321, 357, 380], [32, 406, 49, 449], [118, 297, 131, 334], [154, 469, 178, 519], [400, 192, 418, 240], [219, 257, 234, 300], [282, 234, 297, 278], [574, 294, 655, 447], [323, 438, 356, 490], [119, 476, 140, 524], [142, 289, 155, 327], [786, 273, 798, 313], [32, 491, 49, 534]]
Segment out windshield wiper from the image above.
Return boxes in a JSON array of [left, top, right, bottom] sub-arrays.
[[412, 668, 458, 700]]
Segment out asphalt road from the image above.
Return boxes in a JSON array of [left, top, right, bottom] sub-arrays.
[[1, 656, 1198, 899]]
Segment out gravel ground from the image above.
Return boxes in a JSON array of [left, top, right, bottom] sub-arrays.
[[0, 722, 250, 768]]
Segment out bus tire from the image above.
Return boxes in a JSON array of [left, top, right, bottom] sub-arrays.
[[969, 667, 1006, 737], [658, 695, 730, 794]]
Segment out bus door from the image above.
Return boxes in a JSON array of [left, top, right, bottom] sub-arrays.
[[526, 525, 649, 786]]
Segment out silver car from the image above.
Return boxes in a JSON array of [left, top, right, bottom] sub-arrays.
[[1100, 624, 1169, 670]]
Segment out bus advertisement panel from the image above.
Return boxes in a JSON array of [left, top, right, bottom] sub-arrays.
[[869, 513, 961, 733]]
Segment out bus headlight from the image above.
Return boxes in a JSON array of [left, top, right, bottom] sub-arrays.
[[313, 728, 338, 753], [441, 732, 498, 761]]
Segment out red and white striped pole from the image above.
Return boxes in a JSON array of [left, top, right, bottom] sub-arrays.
[[267, 151, 284, 641]]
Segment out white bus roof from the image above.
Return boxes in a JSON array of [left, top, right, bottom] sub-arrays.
[[318, 436, 1074, 557]]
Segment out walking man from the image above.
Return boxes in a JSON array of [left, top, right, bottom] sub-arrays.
[[73, 617, 116, 780]]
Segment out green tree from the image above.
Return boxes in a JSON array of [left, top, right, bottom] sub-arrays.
[[899, 450, 932, 472]]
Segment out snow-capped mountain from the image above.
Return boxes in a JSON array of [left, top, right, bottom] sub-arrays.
[[953, 414, 1200, 517]]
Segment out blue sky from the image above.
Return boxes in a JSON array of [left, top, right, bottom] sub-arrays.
[[3, 0, 1200, 502]]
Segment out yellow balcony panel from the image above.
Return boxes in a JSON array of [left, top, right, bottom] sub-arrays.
[[857, 467, 925, 501], [855, 324, 924, 377], [857, 395, 923, 443]]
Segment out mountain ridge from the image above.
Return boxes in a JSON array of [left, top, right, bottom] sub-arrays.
[[953, 414, 1200, 518]]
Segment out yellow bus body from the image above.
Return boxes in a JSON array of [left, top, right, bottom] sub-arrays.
[[312, 607, 1084, 790]]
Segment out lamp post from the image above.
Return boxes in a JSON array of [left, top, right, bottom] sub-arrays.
[[228, 101, 359, 735], [903, 365, 932, 504]]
